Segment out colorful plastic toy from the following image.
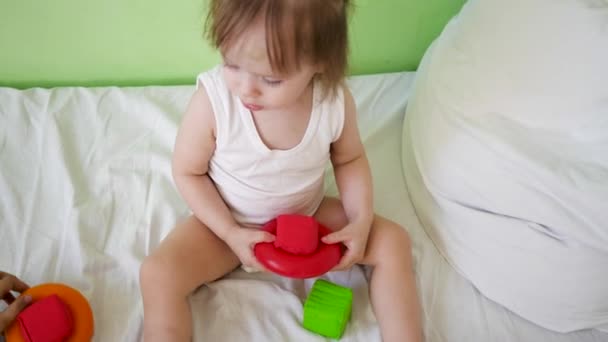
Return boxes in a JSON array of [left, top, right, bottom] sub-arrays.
[[254, 214, 343, 279], [5, 283, 94, 342], [303, 279, 353, 339], [274, 215, 319, 255]]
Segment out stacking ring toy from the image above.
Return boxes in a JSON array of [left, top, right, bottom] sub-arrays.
[[254, 215, 343, 278], [5, 283, 94, 342]]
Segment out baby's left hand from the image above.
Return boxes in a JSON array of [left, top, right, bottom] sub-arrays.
[[321, 220, 371, 271]]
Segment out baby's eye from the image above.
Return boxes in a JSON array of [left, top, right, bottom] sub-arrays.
[[262, 77, 283, 86]]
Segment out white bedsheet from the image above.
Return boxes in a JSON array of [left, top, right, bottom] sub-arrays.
[[1, 73, 606, 341]]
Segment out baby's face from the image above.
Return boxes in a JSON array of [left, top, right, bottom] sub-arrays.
[[221, 16, 318, 113]]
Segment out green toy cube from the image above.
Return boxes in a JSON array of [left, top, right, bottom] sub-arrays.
[[303, 279, 353, 339]]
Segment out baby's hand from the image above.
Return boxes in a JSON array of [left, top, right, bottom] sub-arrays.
[[321, 220, 371, 271], [224, 226, 275, 272]]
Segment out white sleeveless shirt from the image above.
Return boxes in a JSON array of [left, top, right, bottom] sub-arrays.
[[196, 66, 345, 226]]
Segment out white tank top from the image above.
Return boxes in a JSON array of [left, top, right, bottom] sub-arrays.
[[196, 66, 345, 226]]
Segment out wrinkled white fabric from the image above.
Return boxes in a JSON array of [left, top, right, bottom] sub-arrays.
[[403, 0, 608, 333], [1, 71, 606, 341]]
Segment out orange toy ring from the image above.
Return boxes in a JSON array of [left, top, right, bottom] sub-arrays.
[[5, 283, 94, 342]]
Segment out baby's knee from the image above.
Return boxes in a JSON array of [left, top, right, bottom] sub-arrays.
[[140, 254, 179, 294], [375, 222, 413, 261], [391, 224, 412, 252]]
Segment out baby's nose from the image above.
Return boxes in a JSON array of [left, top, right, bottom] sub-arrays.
[[240, 75, 260, 98]]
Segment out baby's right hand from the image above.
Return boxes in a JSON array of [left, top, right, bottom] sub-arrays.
[[224, 226, 275, 271]]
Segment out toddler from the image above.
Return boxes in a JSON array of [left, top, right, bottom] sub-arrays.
[[140, 0, 422, 341]]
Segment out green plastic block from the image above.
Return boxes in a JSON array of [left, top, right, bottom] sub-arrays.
[[303, 279, 353, 339]]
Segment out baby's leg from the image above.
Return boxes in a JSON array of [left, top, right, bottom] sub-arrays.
[[139, 215, 240, 342], [314, 197, 422, 342]]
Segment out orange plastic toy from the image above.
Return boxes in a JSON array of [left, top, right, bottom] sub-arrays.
[[5, 283, 94, 342]]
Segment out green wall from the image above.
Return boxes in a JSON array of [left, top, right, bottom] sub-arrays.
[[0, 0, 465, 88]]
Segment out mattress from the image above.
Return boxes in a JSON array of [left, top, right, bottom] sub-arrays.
[[1, 72, 605, 341]]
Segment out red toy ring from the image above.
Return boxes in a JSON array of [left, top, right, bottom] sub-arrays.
[[254, 216, 343, 278]]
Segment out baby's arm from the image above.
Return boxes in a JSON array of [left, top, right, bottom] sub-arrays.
[[172, 88, 274, 269], [172, 87, 239, 240], [321, 87, 374, 269], [329, 87, 374, 226]]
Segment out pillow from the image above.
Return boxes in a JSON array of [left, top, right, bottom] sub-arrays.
[[402, 0, 608, 333]]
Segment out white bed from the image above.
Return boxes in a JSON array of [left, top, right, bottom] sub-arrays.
[[1, 72, 606, 341]]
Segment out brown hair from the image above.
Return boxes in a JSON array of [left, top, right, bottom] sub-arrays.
[[205, 0, 350, 96]]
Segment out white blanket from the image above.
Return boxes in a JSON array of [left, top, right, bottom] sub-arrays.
[[1, 73, 605, 341], [402, 0, 608, 334]]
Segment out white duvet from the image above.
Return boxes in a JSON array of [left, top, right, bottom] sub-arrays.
[[403, 0, 608, 335], [1, 72, 606, 341]]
